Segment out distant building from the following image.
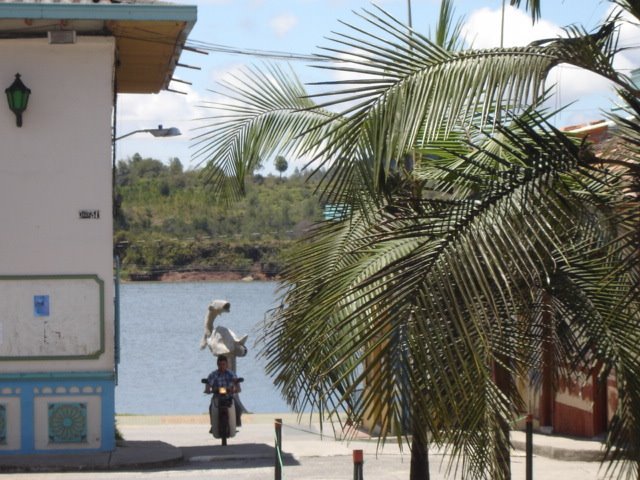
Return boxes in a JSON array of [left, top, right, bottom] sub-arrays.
[[323, 203, 351, 221], [0, 0, 196, 454], [519, 119, 620, 438]]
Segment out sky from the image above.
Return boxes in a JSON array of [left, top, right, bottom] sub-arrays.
[[115, 0, 640, 174]]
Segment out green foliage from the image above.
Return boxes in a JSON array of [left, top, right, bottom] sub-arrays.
[[114, 155, 324, 278], [274, 155, 289, 178]]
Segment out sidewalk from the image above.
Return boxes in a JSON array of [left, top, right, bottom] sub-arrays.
[[0, 413, 607, 473]]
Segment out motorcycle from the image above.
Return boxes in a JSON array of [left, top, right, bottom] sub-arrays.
[[202, 377, 244, 446]]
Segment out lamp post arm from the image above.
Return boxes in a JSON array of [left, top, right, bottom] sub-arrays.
[[114, 125, 180, 141], [114, 129, 151, 141]]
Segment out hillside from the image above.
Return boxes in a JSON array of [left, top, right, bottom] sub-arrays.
[[114, 154, 324, 280]]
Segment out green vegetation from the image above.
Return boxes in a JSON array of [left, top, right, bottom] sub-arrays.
[[274, 156, 289, 179], [114, 153, 323, 280]]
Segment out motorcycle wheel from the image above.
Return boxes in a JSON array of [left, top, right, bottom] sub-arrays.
[[220, 408, 229, 446]]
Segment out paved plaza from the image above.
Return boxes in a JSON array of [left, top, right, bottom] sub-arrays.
[[0, 413, 621, 479]]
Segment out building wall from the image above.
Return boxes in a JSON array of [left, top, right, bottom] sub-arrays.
[[0, 36, 116, 453]]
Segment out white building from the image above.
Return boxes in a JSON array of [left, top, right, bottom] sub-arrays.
[[0, 0, 196, 454]]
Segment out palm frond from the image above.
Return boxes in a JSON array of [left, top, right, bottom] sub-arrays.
[[302, 6, 623, 193], [192, 64, 334, 202], [431, 0, 465, 51], [612, 0, 640, 23]]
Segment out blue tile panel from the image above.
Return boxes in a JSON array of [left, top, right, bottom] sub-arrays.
[[48, 402, 87, 443], [0, 372, 115, 454], [0, 404, 6, 444]]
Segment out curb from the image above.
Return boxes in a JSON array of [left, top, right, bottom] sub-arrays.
[[189, 453, 272, 462], [511, 438, 604, 462], [0, 441, 184, 473]]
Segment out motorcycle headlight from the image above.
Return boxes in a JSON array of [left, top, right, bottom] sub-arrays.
[[219, 387, 227, 395]]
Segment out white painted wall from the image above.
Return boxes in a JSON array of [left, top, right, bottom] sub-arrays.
[[0, 37, 115, 372]]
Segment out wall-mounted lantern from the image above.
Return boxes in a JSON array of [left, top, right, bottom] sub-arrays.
[[5, 73, 31, 127]]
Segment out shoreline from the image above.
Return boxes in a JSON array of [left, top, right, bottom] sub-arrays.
[[123, 271, 278, 283], [115, 412, 303, 428]]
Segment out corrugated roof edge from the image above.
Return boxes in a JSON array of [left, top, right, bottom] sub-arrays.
[[0, 0, 159, 4], [0, 1, 197, 23]]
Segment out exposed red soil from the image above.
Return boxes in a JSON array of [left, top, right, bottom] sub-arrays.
[[158, 271, 273, 282]]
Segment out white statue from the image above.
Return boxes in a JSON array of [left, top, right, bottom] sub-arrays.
[[205, 326, 249, 358], [199, 299, 231, 350], [200, 300, 248, 360]]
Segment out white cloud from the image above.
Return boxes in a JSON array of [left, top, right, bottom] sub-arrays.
[[461, 5, 632, 123], [269, 12, 298, 38], [462, 6, 561, 48], [610, 5, 640, 71], [544, 65, 613, 109], [116, 86, 204, 166], [118, 86, 200, 132]]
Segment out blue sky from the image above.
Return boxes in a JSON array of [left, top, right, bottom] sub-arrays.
[[115, 0, 638, 174]]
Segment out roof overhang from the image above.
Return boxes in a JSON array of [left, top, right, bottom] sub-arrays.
[[0, 2, 197, 93]]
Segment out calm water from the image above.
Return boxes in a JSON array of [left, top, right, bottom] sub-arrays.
[[115, 281, 291, 415]]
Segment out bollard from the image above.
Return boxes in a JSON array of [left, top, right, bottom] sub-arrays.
[[353, 449, 364, 480], [526, 414, 533, 480], [275, 418, 283, 480]]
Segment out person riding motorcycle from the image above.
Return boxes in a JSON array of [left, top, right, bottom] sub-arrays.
[[205, 355, 242, 431]]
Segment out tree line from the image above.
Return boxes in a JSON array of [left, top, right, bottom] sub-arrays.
[[114, 153, 324, 280]]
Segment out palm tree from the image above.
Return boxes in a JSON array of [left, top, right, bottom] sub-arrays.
[[274, 155, 289, 179], [193, 1, 640, 478]]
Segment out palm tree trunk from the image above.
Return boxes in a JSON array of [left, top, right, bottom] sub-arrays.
[[410, 426, 430, 480], [540, 291, 554, 427], [494, 357, 512, 480]]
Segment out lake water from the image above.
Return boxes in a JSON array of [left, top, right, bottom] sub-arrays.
[[115, 281, 292, 415]]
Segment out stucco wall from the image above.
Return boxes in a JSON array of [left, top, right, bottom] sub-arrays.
[[0, 37, 115, 372]]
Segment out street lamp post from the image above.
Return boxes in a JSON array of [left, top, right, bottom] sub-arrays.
[[111, 123, 181, 380], [112, 124, 182, 189], [114, 124, 181, 141]]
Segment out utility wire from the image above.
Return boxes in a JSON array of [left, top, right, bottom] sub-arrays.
[[185, 39, 328, 62]]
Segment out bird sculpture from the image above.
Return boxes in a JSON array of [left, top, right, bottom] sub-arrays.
[[199, 299, 248, 367]]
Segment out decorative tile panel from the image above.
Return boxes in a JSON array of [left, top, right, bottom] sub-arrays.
[[1, 373, 114, 453], [48, 403, 87, 443], [0, 404, 6, 444]]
